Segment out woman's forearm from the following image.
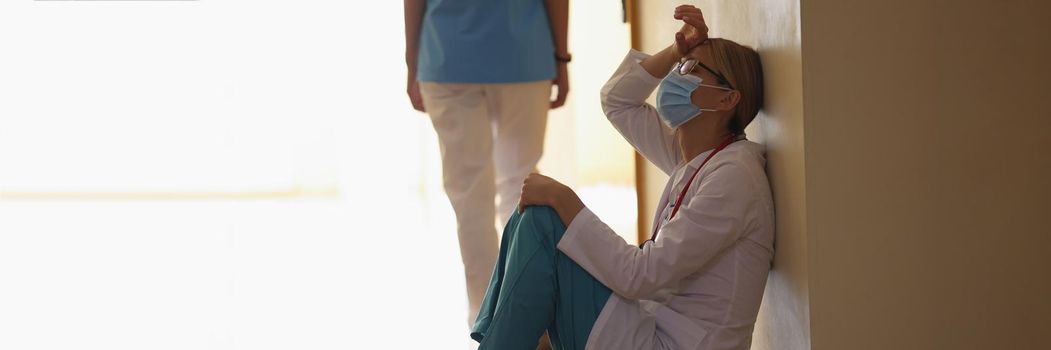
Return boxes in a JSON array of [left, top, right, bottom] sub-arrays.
[[553, 188, 585, 227], [639, 45, 684, 79]]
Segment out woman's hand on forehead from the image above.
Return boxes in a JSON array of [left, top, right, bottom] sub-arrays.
[[673, 5, 708, 56]]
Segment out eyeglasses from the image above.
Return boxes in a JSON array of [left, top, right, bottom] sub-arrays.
[[677, 59, 734, 90]]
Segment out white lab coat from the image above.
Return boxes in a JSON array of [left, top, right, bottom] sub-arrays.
[[556, 50, 775, 350]]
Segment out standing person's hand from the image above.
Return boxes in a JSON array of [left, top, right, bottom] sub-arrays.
[[407, 75, 425, 112], [550, 63, 569, 109], [673, 5, 709, 56]]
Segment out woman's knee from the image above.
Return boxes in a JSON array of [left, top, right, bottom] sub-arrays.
[[517, 206, 561, 245], [520, 206, 558, 224]]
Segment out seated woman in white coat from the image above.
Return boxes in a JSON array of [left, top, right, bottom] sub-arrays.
[[469, 5, 774, 350]]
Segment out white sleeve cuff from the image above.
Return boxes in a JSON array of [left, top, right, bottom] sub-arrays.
[[557, 207, 597, 253]]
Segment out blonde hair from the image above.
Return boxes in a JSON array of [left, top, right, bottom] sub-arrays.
[[708, 38, 764, 134]]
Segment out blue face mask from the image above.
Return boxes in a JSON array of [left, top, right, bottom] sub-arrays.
[[655, 70, 731, 129]]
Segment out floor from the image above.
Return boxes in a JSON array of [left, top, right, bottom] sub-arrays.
[[0, 193, 477, 350]]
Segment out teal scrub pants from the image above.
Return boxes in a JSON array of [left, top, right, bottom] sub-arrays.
[[470, 206, 613, 350]]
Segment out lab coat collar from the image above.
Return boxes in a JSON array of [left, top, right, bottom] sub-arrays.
[[681, 133, 747, 172]]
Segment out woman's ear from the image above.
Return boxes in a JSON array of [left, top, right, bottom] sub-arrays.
[[718, 90, 741, 112]]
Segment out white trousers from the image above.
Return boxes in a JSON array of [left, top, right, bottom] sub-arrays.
[[419, 80, 550, 326]]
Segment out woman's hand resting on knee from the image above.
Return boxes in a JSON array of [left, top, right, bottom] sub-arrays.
[[519, 173, 586, 227]]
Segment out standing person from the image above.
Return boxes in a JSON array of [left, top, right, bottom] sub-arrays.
[[470, 5, 773, 350], [403, 0, 570, 329]]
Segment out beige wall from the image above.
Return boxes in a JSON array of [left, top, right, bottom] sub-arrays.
[[635, 1, 810, 349], [635, 0, 1051, 349], [802, 0, 1051, 349]]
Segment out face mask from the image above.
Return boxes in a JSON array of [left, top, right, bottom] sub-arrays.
[[655, 70, 732, 129]]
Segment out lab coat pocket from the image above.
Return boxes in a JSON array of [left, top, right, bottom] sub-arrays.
[[651, 303, 708, 350]]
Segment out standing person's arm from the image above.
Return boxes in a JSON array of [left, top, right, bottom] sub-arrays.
[[545, 0, 569, 109], [404, 0, 426, 112]]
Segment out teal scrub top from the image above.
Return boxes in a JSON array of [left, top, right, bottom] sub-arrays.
[[416, 0, 556, 83]]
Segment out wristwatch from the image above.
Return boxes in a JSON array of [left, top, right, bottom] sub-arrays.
[[555, 53, 572, 63]]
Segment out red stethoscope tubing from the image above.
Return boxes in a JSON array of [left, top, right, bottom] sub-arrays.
[[647, 134, 737, 243]]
